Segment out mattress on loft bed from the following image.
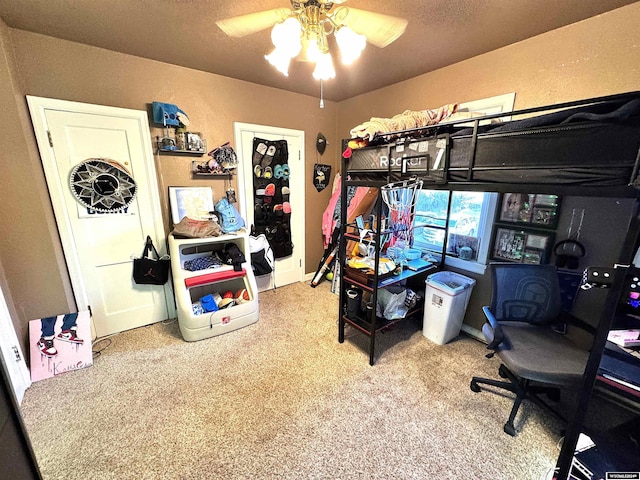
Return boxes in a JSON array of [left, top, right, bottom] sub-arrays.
[[346, 135, 449, 184], [447, 97, 640, 187]]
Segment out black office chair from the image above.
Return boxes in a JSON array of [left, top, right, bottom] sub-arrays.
[[470, 263, 595, 436]]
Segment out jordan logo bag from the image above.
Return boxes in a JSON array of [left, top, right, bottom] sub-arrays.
[[133, 236, 171, 285]]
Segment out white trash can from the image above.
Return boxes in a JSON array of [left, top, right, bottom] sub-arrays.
[[423, 271, 476, 345]]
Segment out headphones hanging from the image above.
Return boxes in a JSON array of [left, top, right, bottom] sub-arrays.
[[553, 239, 586, 269]]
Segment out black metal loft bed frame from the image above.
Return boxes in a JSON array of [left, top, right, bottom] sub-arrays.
[[342, 90, 640, 479]]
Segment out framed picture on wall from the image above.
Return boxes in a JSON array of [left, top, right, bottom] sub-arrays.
[[531, 206, 554, 226], [522, 249, 544, 265], [168, 186, 214, 224], [186, 132, 205, 152], [500, 193, 532, 223], [493, 228, 526, 262], [498, 193, 560, 229], [492, 227, 554, 264]]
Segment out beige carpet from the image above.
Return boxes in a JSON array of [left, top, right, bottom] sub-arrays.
[[21, 281, 562, 480]]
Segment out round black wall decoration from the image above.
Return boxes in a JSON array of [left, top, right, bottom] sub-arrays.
[[70, 158, 137, 213]]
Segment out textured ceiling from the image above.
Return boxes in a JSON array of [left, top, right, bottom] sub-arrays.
[[0, 0, 636, 101]]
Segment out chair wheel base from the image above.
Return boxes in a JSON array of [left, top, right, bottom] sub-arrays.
[[545, 389, 561, 403], [503, 423, 517, 436]]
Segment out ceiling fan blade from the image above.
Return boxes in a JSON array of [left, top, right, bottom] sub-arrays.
[[333, 7, 408, 48], [216, 8, 291, 38]]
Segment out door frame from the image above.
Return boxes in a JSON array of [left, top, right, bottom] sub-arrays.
[[27, 96, 171, 322], [234, 123, 306, 287], [0, 284, 30, 403]]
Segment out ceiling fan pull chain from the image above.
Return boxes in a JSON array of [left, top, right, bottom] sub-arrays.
[[320, 79, 325, 109]]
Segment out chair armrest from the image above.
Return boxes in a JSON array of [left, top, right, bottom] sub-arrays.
[[482, 306, 504, 350], [559, 311, 597, 336]]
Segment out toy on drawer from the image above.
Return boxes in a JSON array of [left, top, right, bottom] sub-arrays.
[[169, 234, 259, 341]]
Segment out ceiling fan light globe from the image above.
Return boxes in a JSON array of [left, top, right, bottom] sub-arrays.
[[271, 18, 302, 48], [283, 16, 302, 34], [305, 37, 322, 62], [335, 26, 366, 65], [313, 52, 336, 80], [265, 48, 292, 76], [269, 20, 302, 62]]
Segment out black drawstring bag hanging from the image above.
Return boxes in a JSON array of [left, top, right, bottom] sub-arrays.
[[133, 236, 171, 285]]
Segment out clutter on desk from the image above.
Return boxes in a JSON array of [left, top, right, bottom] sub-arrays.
[[608, 329, 640, 348], [345, 210, 438, 289], [347, 255, 397, 276]]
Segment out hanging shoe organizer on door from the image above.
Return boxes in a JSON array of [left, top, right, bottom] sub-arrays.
[[251, 138, 293, 259]]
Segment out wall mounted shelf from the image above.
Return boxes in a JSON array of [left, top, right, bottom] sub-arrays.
[[191, 160, 234, 177], [155, 135, 206, 156], [192, 173, 233, 178], [157, 147, 206, 156]]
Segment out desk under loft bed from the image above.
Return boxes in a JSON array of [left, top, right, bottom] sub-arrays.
[[340, 91, 640, 479]]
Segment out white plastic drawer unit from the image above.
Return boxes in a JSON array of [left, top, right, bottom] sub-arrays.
[[169, 234, 259, 342]]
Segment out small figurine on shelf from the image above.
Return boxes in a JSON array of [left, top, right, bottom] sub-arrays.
[[175, 129, 187, 151], [207, 157, 223, 173], [209, 142, 238, 173], [192, 159, 223, 175], [157, 135, 177, 151], [192, 161, 209, 174], [174, 110, 190, 150]]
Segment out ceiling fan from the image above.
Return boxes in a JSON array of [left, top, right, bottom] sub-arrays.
[[216, 1, 408, 81], [217, 1, 408, 49]]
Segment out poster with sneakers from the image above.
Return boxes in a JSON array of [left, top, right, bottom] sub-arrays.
[[252, 137, 293, 258], [29, 310, 93, 382]]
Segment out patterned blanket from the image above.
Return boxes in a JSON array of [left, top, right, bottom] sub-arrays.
[[350, 103, 459, 141]]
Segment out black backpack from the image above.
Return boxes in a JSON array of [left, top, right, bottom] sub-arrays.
[[222, 243, 246, 271], [269, 223, 293, 259]]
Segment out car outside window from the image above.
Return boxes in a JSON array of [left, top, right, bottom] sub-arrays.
[[412, 189, 498, 273]]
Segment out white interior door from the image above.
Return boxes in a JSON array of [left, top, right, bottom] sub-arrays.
[[234, 123, 305, 291], [28, 97, 172, 338]]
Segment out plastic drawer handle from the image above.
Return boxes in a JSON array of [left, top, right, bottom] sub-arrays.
[[184, 268, 246, 288]]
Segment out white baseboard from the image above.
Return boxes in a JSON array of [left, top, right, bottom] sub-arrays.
[[461, 324, 486, 343]]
